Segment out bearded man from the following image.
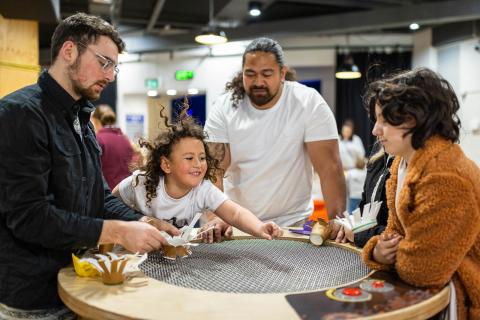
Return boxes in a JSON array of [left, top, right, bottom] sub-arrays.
[[204, 37, 346, 239], [0, 13, 177, 317]]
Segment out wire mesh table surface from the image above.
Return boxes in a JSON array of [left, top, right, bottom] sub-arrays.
[[140, 238, 371, 294]]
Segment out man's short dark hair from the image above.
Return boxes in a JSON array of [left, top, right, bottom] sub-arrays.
[[364, 67, 461, 149], [242, 37, 285, 68], [50, 12, 125, 63]]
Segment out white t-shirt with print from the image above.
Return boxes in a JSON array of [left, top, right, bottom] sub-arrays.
[[204, 81, 338, 226], [118, 171, 228, 226]]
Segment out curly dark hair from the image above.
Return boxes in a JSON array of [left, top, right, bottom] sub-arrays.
[[135, 100, 223, 207], [51, 12, 125, 63], [364, 67, 461, 150]]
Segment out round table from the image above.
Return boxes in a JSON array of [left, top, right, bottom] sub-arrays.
[[58, 230, 450, 320]]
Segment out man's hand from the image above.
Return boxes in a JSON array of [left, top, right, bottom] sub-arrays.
[[140, 216, 181, 237], [100, 220, 170, 254], [373, 232, 403, 265], [200, 217, 233, 243], [254, 221, 283, 240]]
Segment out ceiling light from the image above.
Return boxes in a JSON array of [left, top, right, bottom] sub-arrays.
[[147, 90, 158, 97], [166, 89, 177, 96], [195, 0, 228, 45], [335, 55, 361, 79], [188, 88, 199, 95], [195, 29, 228, 45], [249, 1, 262, 17], [409, 23, 420, 31]]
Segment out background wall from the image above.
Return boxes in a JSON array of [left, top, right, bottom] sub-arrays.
[[412, 31, 480, 164], [0, 15, 40, 98]]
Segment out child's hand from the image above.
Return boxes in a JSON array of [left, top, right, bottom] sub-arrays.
[[373, 232, 403, 265], [257, 222, 283, 240], [200, 217, 233, 243]]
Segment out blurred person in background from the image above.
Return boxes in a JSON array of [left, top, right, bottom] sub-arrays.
[[339, 119, 365, 170], [91, 104, 134, 189]]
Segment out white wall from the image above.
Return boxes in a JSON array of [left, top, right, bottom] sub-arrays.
[[412, 28, 437, 71], [458, 39, 480, 164], [117, 60, 160, 136], [412, 30, 480, 164]]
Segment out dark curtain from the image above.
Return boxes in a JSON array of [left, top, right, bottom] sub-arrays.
[[335, 51, 412, 155]]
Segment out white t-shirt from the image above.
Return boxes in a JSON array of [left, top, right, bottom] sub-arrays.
[[118, 171, 228, 226], [204, 81, 338, 226], [347, 168, 367, 199], [339, 135, 365, 170]]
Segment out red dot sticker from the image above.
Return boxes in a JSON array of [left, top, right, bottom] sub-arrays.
[[372, 281, 385, 288], [342, 287, 362, 296]]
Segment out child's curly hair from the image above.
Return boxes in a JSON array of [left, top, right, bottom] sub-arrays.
[[135, 100, 223, 207]]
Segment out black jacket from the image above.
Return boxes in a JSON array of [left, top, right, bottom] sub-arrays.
[[353, 148, 393, 248], [0, 71, 142, 309]]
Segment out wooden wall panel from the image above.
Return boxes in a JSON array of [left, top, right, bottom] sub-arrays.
[[0, 15, 40, 98]]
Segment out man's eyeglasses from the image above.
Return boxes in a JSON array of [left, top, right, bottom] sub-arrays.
[[77, 42, 119, 75]]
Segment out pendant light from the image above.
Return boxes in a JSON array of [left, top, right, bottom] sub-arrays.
[[335, 36, 361, 79], [335, 55, 361, 79], [195, 0, 228, 45]]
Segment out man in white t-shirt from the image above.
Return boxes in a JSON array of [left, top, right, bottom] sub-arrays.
[[204, 38, 346, 238]]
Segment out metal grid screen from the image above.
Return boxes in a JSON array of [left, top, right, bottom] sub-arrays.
[[140, 239, 371, 294]]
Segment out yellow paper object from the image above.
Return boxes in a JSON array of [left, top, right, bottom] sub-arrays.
[[72, 254, 100, 277]]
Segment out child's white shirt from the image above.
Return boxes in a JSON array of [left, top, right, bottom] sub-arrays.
[[118, 170, 228, 226]]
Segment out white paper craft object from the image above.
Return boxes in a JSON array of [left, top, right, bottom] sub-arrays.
[[160, 212, 214, 260], [335, 201, 382, 234], [79, 252, 147, 285]]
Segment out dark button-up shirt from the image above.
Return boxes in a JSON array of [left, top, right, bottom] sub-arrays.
[[0, 71, 142, 309]]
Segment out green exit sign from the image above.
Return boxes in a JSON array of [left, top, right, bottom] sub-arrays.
[[175, 70, 194, 80], [145, 78, 158, 90]]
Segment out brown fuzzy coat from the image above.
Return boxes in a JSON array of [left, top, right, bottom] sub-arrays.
[[362, 136, 480, 319]]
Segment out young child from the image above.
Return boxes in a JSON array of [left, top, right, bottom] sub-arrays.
[[362, 68, 480, 319], [113, 104, 283, 241]]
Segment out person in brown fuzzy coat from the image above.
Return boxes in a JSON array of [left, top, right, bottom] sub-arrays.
[[361, 67, 480, 320]]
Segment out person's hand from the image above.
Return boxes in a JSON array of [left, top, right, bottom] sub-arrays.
[[200, 217, 233, 243], [344, 226, 354, 243], [255, 221, 283, 240], [328, 220, 348, 243], [140, 216, 181, 237], [373, 232, 403, 265], [117, 221, 170, 253]]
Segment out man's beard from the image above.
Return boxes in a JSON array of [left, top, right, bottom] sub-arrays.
[[246, 86, 276, 106], [68, 59, 107, 101]]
